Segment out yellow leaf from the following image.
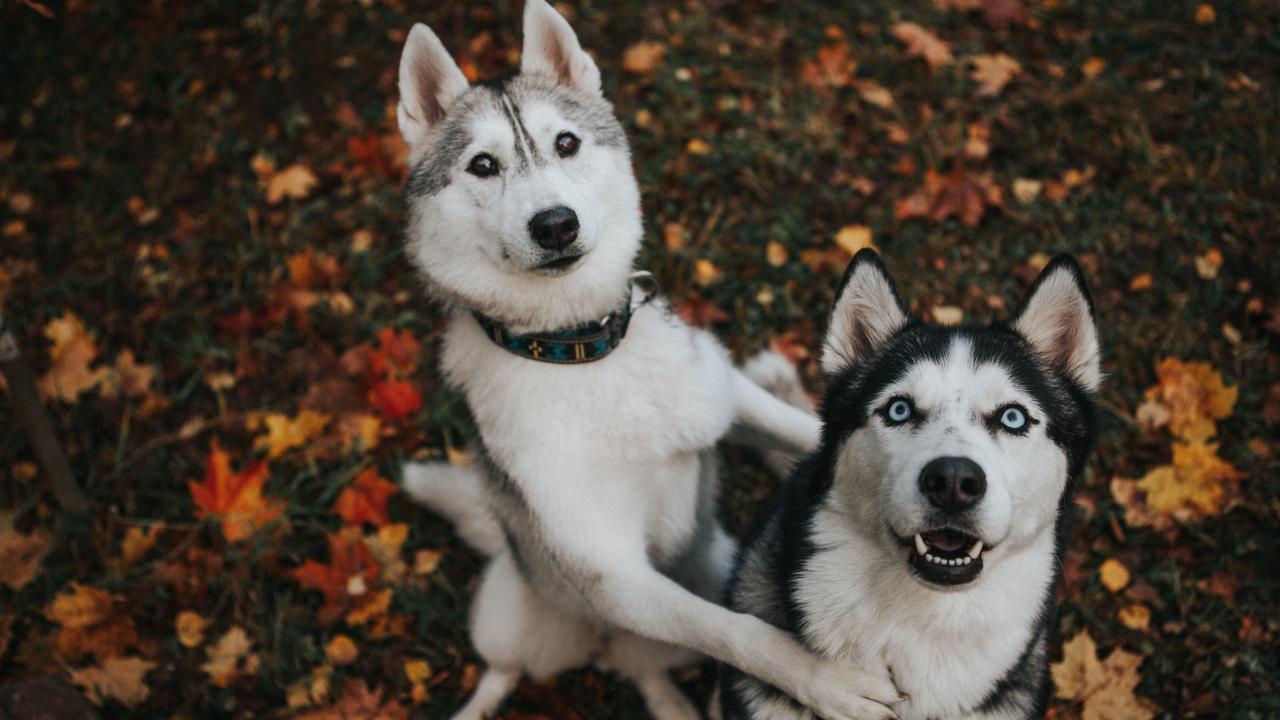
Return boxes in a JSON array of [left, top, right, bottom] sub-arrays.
[[1099, 558, 1131, 592], [854, 80, 895, 108], [931, 306, 964, 326], [1119, 604, 1151, 631], [1141, 358, 1237, 442], [414, 549, 443, 576], [1082, 57, 1106, 79], [405, 659, 432, 704], [265, 164, 318, 204], [765, 241, 789, 267], [254, 410, 332, 459], [325, 634, 359, 665], [115, 524, 163, 571], [201, 626, 254, 687], [686, 138, 712, 155], [0, 514, 50, 591], [969, 53, 1021, 97], [622, 40, 665, 74], [1012, 178, 1042, 204], [345, 588, 393, 627], [175, 611, 207, 648], [693, 258, 723, 286], [834, 225, 876, 256], [1137, 440, 1242, 519], [71, 656, 156, 708]]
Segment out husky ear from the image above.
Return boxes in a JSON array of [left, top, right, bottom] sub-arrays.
[[821, 249, 910, 375], [398, 23, 470, 146], [520, 0, 602, 95], [1011, 255, 1101, 393]]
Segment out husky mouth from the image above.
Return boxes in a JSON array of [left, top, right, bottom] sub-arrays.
[[535, 253, 585, 274], [903, 528, 988, 586]]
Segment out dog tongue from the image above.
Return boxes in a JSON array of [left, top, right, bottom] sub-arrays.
[[922, 530, 966, 552]]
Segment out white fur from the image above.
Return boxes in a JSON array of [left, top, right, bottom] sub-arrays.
[[821, 259, 908, 375], [397, 23, 470, 146], [396, 2, 901, 719], [1012, 266, 1101, 393]]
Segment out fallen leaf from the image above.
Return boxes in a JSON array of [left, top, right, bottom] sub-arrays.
[[254, 410, 332, 459], [334, 468, 399, 528], [931, 306, 964, 326], [1194, 3, 1216, 24], [1100, 558, 1131, 592], [0, 513, 50, 590], [854, 80, 895, 108], [175, 610, 207, 648], [765, 241, 789, 267], [413, 549, 443, 576], [1140, 358, 1237, 442], [834, 225, 877, 256], [296, 679, 408, 720], [368, 379, 423, 422], [686, 138, 712, 155], [37, 311, 108, 402], [895, 168, 1003, 227], [675, 296, 730, 327], [188, 440, 285, 543], [1051, 630, 1154, 720], [325, 634, 359, 665], [970, 53, 1021, 96], [1129, 273, 1154, 291], [1194, 248, 1223, 279], [200, 626, 256, 687], [291, 528, 381, 623], [693, 258, 723, 286], [891, 22, 953, 68], [1012, 178, 1042, 204], [1119, 604, 1151, 631], [1082, 57, 1106, 79], [71, 656, 156, 708], [112, 524, 163, 572], [802, 42, 857, 88], [1136, 440, 1243, 520], [622, 40, 665, 75], [265, 163, 318, 204], [45, 582, 138, 660], [405, 659, 432, 704]]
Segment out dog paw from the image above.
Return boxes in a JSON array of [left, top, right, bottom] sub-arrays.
[[797, 658, 901, 720]]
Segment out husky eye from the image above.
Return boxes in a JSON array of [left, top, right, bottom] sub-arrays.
[[467, 153, 499, 178], [883, 397, 915, 426], [555, 131, 581, 158], [996, 404, 1031, 433]]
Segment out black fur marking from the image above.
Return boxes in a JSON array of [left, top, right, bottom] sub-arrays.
[[404, 119, 471, 198], [495, 92, 531, 170]]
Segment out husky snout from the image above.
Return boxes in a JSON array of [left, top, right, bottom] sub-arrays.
[[918, 456, 986, 513], [529, 205, 579, 250]]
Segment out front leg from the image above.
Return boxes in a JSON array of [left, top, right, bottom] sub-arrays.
[[729, 366, 821, 456], [585, 558, 899, 720]]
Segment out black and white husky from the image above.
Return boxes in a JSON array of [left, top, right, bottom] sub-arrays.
[[394, 2, 899, 719], [721, 250, 1101, 720]]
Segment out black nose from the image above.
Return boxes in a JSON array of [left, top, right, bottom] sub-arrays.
[[529, 206, 579, 251], [918, 457, 987, 512]]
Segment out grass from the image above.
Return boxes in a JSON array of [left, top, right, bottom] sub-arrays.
[[0, 0, 1277, 717]]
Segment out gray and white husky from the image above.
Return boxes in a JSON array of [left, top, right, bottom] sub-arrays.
[[394, 2, 900, 719], [721, 250, 1101, 720]]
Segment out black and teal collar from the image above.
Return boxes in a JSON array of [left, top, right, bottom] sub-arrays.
[[473, 274, 656, 365]]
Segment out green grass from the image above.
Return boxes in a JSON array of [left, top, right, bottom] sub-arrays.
[[1, 0, 1277, 717]]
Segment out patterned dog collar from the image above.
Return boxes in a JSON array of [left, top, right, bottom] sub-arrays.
[[473, 274, 656, 364]]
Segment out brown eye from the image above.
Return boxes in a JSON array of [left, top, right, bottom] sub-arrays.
[[467, 153, 499, 177], [555, 132, 580, 158]]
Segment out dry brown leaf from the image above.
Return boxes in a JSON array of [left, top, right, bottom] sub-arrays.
[[175, 610, 207, 648], [891, 22, 953, 68], [325, 634, 359, 665], [970, 53, 1021, 96], [1012, 178, 1042, 204], [854, 80, 895, 108], [265, 163, 318, 204], [0, 514, 50, 590], [112, 524, 163, 572], [45, 582, 138, 660], [38, 312, 108, 402], [201, 626, 256, 686], [834, 225, 876, 257], [71, 656, 156, 708], [1051, 630, 1155, 720], [802, 43, 858, 88]]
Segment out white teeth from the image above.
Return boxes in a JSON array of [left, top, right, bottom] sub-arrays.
[[968, 541, 984, 559], [915, 534, 928, 555], [962, 557, 971, 565]]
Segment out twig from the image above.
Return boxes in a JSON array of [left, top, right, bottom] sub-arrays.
[[0, 311, 89, 516]]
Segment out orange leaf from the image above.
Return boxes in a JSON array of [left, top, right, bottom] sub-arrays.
[[45, 582, 138, 661], [188, 441, 284, 542], [1136, 440, 1243, 520], [265, 163, 318, 204], [37, 311, 108, 403], [0, 513, 50, 590], [969, 53, 1021, 97], [290, 528, 381, 623], [334, 468, 399, 528], [1139, 358, 1237, 441], [802, 42, 857, 88]]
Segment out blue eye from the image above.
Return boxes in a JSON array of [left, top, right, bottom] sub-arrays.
[[999, 405, 1028, 431], [885, 398, 914, 425]]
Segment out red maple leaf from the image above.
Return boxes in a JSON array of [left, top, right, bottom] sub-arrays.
[[290, 528, 381, 623], [188, 441, 284, 542], [368, 379, 422, 422], [333, 468, 399, 527], [347, 133, 393, 179], [675, 296, 730, 327]]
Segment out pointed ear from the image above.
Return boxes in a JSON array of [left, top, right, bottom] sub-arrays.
[[821, 249, 910, 375], [1011, 255, 1102, 393], [398, 23, 470, 146], [520, 0, 602, 95]]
